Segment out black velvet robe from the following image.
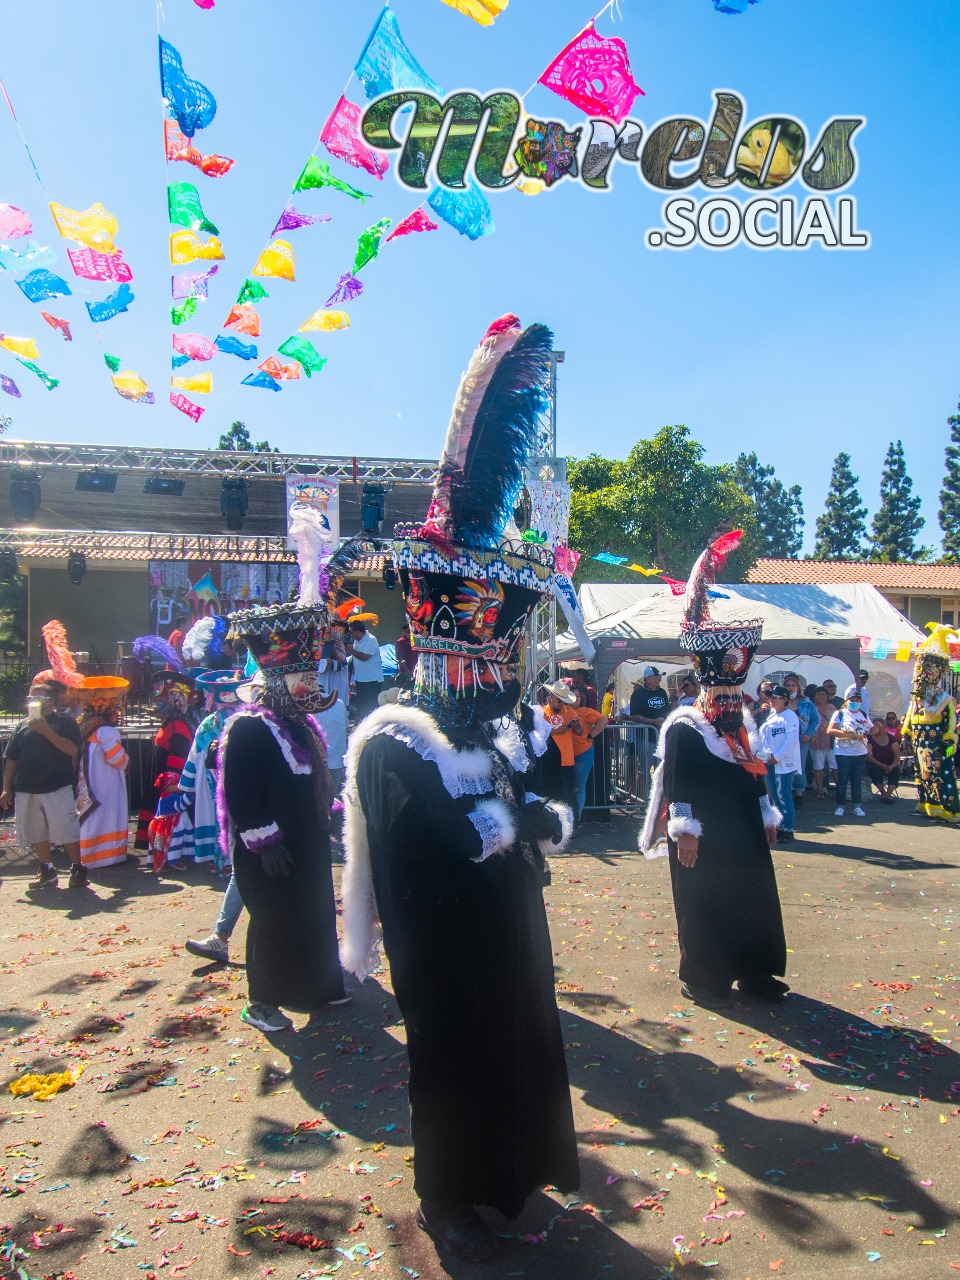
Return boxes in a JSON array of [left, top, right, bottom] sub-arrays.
[[355, 730, 579, 1218], [223, 713, 344, 1011], [663, 722, 787, 991]]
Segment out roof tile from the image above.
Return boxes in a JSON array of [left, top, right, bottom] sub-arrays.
[[747, 559, 960, 589]]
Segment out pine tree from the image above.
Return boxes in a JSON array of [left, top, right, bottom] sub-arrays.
[[812, 452, 867, 560], [868, 440, 926, 561], [734, 452, 804, 558], [940, 402, 960, 562]]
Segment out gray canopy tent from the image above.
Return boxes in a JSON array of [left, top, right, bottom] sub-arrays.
[[556, 584, 862, 695]]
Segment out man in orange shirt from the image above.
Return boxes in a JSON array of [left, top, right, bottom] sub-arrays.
[[569, 691, 609, 823]]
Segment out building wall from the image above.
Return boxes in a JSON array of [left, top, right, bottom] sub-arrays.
[[344, 578, 407, 645], [882, 592, 960, 629], [28, 565, 150, 669]]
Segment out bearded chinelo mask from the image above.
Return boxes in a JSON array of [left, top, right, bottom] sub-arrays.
[[392, 314, 556, 714]]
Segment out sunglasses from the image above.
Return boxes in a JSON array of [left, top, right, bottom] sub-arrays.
[[710, 694, 741, 706]]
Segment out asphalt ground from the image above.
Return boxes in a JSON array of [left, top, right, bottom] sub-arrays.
[[0, 784, 958, 1280]]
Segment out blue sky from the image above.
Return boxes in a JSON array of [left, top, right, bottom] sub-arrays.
[[1, 0, 957, 553]]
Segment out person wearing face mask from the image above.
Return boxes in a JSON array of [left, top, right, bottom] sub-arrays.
[[827, 684, 871, 818], [218, 506, 348, 1034], [640, 530, 788, 1011], [341, 316, 579, 1265]]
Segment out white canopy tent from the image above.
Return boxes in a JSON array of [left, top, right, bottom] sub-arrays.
[[560, 582, 923, 715]]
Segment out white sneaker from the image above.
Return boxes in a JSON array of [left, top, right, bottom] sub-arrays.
[[834, 806, 845, 817], [185, 933, 229, 962], [853, 806, 866, 817]]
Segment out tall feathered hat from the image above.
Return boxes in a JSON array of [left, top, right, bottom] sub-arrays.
[[227, 503, 333, 674], [393, 313, 555, 666], [35, 620, 83, 688], [911, 623, 957, 697], [679, 529, 762, 687]]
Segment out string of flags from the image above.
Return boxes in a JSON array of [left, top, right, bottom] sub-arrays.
[[857, 636, 923, 663], [5, 0, 650, 412]]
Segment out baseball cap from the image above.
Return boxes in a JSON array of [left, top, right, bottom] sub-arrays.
[[770, 684, 790, 699], [643, 665, 661, 677]]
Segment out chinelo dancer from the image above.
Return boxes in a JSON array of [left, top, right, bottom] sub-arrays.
[[640, 529, 788, 1010], [341, 314, 579, 1264], [903, 624, 960, 823], [218, 505, 347, 1033]]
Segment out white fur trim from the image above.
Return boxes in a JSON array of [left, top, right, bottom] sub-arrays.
[[341, 704, 492, 983], [759, 794, 783, 829], [344, 703, 492, 802], [528, 703, 552, 758], [468, 797, 517, 862], [667, 814, 703, 840], [539, 800, 573, 856], [340, 787, 381, 982]]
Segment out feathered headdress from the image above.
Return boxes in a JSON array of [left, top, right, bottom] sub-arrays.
[[182, 615, 228, 665], [391, 314, 556, 677], [132, 634, 185, 672], [36, 620, 83, 688], [683, 528, 745, 627], [679, 528, 762, 688], [421, 314, 553, 548]]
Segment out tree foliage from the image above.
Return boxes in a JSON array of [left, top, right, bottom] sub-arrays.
[[940, 402, 960, 562], [868, 439, 927, 562], [217, 420, 277, 453], [812, 452, 867, 560], [733, 452, 804, 558], [568, 424, 759, 585]]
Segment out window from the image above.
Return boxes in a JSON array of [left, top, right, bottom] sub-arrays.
[[943, 610, 955, 627]]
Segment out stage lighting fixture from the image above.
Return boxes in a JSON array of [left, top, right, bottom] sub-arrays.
[[220, 477, 248, 531], [383, 564, 397, 591], [67, 551, 87, 585], [361, 482, 385, 535], [144, 475, 186, 497], [76, 470, 117, 494], [9, 470, 40, 524], [0, 550, 19, 583]]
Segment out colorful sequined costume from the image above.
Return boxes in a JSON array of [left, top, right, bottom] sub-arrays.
[[903, 625, 959, 823]]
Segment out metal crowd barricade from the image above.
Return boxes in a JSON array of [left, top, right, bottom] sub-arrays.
[[583, 721, 659, 814]]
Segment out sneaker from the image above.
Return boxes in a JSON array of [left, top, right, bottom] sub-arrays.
[[29, 863, 58, 888], [185, 934, 230, 963], [778, 830, 795, 843], [834, 806, 845, 817], [241, 1003, 293, 1033], [68, 863, 89, 888], [853, 806, 866, 817]]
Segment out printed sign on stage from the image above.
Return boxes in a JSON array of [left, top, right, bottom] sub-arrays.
[[285, 476, 339, 550]]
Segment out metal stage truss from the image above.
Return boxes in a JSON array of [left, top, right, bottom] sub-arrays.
[[0, 440, 440, 484]]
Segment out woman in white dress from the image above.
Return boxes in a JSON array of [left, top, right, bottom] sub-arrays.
[[76, 676, 130, 870]]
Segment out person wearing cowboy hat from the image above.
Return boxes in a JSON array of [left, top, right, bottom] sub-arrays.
[[543, 679, 581, 814]]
